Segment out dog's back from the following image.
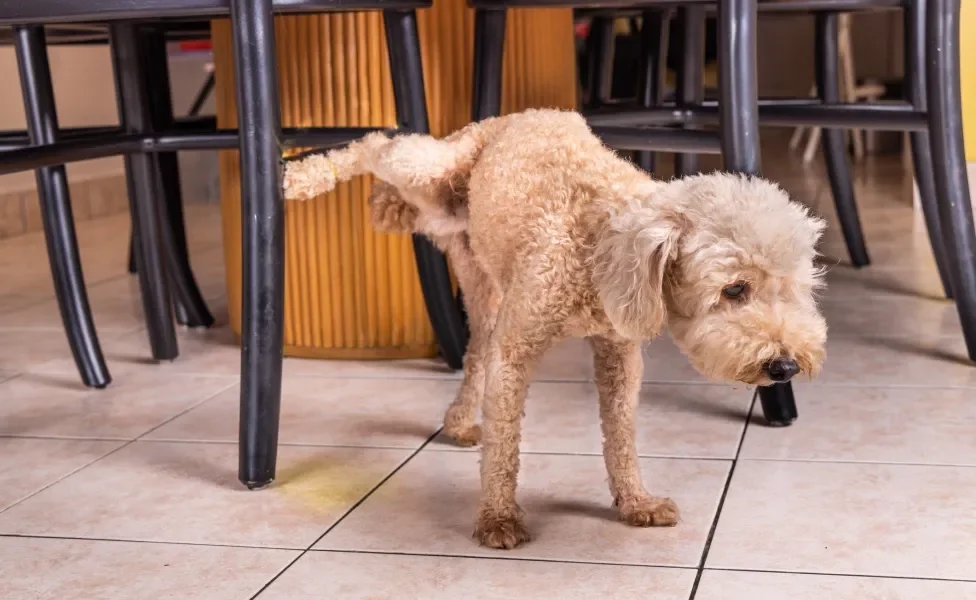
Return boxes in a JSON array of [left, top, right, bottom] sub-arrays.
[[464, 109, 652, 291]]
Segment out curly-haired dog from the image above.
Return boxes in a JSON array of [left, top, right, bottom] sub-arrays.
[[284, 109, 828, 549]]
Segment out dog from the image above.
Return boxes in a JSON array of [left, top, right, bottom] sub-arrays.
[[283, 108, 828, 549]]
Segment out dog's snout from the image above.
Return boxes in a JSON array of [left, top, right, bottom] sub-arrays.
[[765, 357, 799, 382]]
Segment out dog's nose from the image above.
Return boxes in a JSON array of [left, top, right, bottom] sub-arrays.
[[765, 358, 799, 382]]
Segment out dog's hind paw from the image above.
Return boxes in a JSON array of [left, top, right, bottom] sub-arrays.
[[368, 181, 418, 234], [474, 510, 531, 549], [444, 424, 481, 447], [618, 496, 680, 527]]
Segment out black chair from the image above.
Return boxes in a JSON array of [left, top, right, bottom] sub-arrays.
[[1, 23, 217, 388], [609, 0, 976, 361], [0, 0, 460, 491], [466, 0, 799, 426]]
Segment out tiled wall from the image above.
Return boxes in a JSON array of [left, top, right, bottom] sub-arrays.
[[0, 174, 128, 240]]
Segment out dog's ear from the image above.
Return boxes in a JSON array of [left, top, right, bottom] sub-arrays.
[[591, 204, 682, 340]]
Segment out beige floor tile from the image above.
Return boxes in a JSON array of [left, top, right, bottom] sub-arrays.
[[318, 451, 730, 567], [33, 324, 242, 378], [707, 461, 976, 580], [429, 381, 750, 459], [0, 276, 225, 333], [821, 294, 961, 340], [695, 569, 976, 600], [0, 372, 235, 439], [0, 536, 296, 600], [815, 336, 976, 387], [0, 277, 147, 333], [0, 438, 123, 511], [741, 386, 976, 465], [525, 336, 710, 384], [147, 377, 455, 448], [823, 264, 948, 300], [0, 442, 410, 548], [260, 551, 696, 599], [0, 329, 128, 374]]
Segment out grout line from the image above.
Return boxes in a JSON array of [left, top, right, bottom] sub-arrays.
[[0, 379, 237, 517], [702, 566, 976, 585], [310, 547, 703, 571], [0, 532, 298, 552], [688, 389, 757, 600], [249, 429, 442, 599]]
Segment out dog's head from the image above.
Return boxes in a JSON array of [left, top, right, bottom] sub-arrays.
[[591, 172, 827, 386]]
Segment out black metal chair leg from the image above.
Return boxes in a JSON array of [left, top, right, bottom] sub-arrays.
[[635, 10, 669, 173], [718, 0, 797, 426], [14, 26, 111, 390], [906, 0, 953, 298], [188, 72, 216, 118], [230, 0, 285, 489], [143, 27, 214, 329], [927, 0, 976, 361], [127, 232, 138, 273], [384, 9, 468, 371], [585, 16, 614, 108], [674, 6, 705, 176], [111, 24, 179, 361], [472, 9, 507, 122], [815, 12, 870, 268]]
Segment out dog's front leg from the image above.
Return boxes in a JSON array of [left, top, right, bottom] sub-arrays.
[[590, 336, 679, 527], [474, 301, 555, 549]]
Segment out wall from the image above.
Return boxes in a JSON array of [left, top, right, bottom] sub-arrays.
[[0, 42, 216, 240]]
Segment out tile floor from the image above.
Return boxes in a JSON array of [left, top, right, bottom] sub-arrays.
[[1, 141, 976, 599]]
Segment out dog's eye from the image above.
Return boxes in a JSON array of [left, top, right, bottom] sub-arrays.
[[722, 282, 748, 299]]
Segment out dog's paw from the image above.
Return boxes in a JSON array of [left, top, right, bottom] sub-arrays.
[[474, 510, 531, 549], [617, 496, 680, 527], [444, 424, 481, 447], [369, 181, 418, 234], [282, 155, 337, 201]]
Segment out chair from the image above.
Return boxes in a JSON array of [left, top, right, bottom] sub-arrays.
[[1, 22, 217, 388], [649, 0, 976, 358], [467, 0, 801, 426], [0, 0, 454, 490]]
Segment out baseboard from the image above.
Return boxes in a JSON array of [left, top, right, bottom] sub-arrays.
[[0, 173, 129, 241]]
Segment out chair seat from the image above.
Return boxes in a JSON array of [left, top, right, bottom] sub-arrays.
[[0, 0, 432, 27], [477, 0, 903, 12]]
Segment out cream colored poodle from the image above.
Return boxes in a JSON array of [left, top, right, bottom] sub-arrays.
[[283, 109, 828, 550]]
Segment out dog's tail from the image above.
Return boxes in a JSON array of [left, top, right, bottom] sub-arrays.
[[283, 118, 498, 202]]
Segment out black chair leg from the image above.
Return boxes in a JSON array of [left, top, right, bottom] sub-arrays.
[[384, 9, 468, 371], [718, 0, 797, 426], [674, 6, 705, 177], [635, 10, 669, 173], [906, 0, 953, 298], [188, 72, 216, 118], [14, 26, 111, 390], [815, 13, 870, 268], [472, 9, 507, 122], [127, 233, 138, 273], [585, 16, 614, 108], [926, 0, 976, 360], [111, 24, 178, 361], [230, 0, 285, 489], [142, 27, 214, 329]]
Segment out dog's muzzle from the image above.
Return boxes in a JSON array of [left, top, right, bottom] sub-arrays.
[[765, 357, 800, 383]]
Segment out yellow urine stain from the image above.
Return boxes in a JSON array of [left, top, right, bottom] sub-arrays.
[[274, 457, 383, 513]]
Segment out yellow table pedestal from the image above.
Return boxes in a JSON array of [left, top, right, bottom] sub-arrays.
[[212, 3, 576, 359]]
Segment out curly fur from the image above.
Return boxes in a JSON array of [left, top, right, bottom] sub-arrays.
[[283, 108, 828, 549]]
